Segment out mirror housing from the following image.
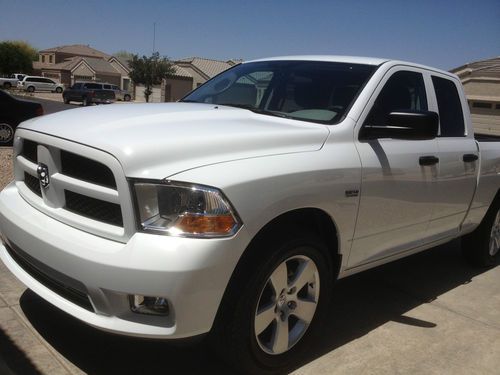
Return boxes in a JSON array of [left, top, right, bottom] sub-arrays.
[[360, 110, 439, 140]]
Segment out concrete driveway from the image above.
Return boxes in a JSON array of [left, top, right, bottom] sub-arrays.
[[0, 239, 498, 374]]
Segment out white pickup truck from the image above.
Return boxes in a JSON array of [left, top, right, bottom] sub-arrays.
[[0, 56, 499, 373], [0, 73, 25, 89]]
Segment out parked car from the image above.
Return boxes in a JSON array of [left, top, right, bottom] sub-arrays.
[[0, 73, 25, 89], [0, 89, 43, 145], [1, 56, 499, 374], [18, 76, 64, 93], [102, 83, 131, 101], [62, 82, 115, 106]]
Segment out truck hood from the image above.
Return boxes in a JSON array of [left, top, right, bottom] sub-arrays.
[[19, 103, 329, 178]]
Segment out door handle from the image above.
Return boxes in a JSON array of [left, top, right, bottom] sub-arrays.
[[463, 154, 478, 163], [419, 156, 439, 166]]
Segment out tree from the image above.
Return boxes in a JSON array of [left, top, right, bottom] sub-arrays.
[[0, 40, 37, 76], [128, 52, 176, 102]]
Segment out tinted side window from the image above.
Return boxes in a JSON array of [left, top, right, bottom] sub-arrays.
[[432, 76, 465, 137], [365, 71, 428, 126], [45, 78, 55, 84], [112, 85, 120, 90], [26, 78, 34, 82], [84, 83, 101, 89], [72, 83, 82, 89]]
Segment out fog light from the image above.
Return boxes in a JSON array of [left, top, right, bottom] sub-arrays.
[[129, 295, 170, 316]]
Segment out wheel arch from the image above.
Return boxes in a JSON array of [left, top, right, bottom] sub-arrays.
[[227, 207, 342, 299], [211, 206, 341, 338]]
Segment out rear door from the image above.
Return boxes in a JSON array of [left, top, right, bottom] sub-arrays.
[[426, 74, 479, 239], [350, 68, 439, 267]]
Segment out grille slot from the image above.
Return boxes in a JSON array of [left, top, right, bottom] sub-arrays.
[[24, 172, 41, 197], [22, 139, 38, 163], [5, 241, 94, 312], [65, 190, 123, 227], [61, 151, 117, 189]]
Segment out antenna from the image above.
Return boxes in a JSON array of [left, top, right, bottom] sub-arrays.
[[153, 22, 156, 53]]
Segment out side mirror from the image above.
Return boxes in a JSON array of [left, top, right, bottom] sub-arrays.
[[360, 111, 439, 140]]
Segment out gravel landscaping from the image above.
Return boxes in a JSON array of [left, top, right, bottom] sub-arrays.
[[0, 148, 13, 190]]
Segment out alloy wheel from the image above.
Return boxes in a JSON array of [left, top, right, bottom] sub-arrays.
[[254, 255, 320, 355], [490, 209, 500, 257]]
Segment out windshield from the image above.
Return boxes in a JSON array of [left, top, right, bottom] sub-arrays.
[[182, 60, 376, 124]]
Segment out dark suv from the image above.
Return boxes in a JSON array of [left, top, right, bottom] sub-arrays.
[[62, 82, 115, 106]]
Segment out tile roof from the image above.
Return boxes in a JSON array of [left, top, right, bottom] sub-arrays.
[[170, 65, 192, 78], [39, 44, 111, 59], [176, 57, 235, 78], [80, 57, 120, 75], [451, 56, 500, 78], [33, 56, 82, 71], [34, 56, 120, 75]]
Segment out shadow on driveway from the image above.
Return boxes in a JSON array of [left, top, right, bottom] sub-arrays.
[[18, 240, 493, 374], [0, 327, 41, 375]]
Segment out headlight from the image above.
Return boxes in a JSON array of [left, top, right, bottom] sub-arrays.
[[133, 180, 242, 238]]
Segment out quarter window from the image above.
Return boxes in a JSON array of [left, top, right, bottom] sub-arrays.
[[431, 76, 465, 137]]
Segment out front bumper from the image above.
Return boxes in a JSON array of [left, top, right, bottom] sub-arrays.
[[0, 182, 248, 338]]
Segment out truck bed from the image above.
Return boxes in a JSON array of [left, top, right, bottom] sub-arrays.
[[475, 133, 500, 142]]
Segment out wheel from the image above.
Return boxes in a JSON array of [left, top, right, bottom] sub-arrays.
[[63, 96, 70, 104], [27, 86, 35, 93], [462, 199, 500, 267], [3, 82, 11, 89], [124, 94, 131, 102], [83, 96, 90, 106], [210, 232, 333, 374], [55, 87, 63, 93], [0, 122, 14, 145]]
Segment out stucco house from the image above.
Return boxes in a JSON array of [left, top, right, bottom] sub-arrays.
[[451, 56, 500, 135], [33, 44, 131, 90], [134, 57, 241, 103]]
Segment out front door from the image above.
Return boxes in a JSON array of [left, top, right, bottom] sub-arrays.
[[349, 68, 439, 268]]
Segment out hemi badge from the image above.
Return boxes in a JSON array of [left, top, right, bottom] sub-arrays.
[[345, 190, 359, 198]]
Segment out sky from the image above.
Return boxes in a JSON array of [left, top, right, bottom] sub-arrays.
[[0, 0, 498, 71]]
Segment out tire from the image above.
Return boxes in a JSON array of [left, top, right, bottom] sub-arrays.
[[124, 94, 131, 102], [0, 122, 14, 145], [63, 96, 70, 104], [82, 96, 90, 106], [462, 198, 500, 267], [3, 82, 11, 89], [55, 87, 63, 93], [27, 86, 35, 93], [210, 232, 333, 374]]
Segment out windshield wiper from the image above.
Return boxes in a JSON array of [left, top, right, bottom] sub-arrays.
[[218, 103, 292, 119]]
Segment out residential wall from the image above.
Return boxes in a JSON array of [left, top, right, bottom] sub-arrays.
[[73, 64, 95, 79], [96, 74, 121, 86], [134, 84, 162, 102], [463, 79, 500, 97], [163, 77, 194, 102], [177, 65, 208, 89]]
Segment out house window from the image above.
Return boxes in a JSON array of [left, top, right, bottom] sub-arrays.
[[41, 55, 45, 63], [472, 102, 492, 109], [49, 55, 53, 63]]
